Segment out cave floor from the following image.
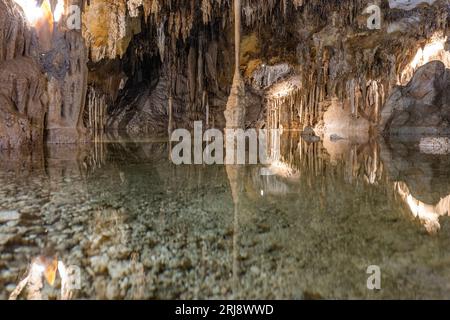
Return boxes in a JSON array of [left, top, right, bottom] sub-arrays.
[[1, 132, 450, 299]]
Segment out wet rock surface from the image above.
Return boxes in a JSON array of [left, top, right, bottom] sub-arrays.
[[0, 0, 47, 150], [0, 0, 89, 148], [0, 0, 33, 61], [0, 57, 47, 150], [381, 61, 450, 135]]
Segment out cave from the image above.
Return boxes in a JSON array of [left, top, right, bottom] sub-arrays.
[[1, 0, 450, 301]]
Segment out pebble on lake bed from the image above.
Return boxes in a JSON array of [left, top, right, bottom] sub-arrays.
[[0, 211, 20, 223]]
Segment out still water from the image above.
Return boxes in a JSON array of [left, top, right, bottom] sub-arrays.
[[1, 132, 450, 299]]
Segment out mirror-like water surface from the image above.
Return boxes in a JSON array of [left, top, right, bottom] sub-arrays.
[[1, 132, 450, 299]]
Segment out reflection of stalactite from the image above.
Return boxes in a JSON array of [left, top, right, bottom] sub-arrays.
[[396, 181, 450, 234], [363, 142, 383, 185], [298, 138, 323, 183], [225, 163, 245, 298], [269, 133, 383, 187], [9, 256, 75, 300], [224, 0, 246, 299], [342, 141, 383, 184], [345, 145, 357, 184], [85, 139, 106, 171], [232, 194, 240, 298]]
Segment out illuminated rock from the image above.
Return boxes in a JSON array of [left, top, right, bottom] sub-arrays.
[[381, 61, 450, 135]]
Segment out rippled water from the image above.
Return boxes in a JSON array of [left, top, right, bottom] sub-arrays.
[[1, 132, 450, 299]]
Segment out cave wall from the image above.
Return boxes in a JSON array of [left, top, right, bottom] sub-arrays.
[[80, 0, 450, 137], [380, 60, 450, 135], [1, 0, 450, 148], [261, 0, 449, 138], [0, 0, 90, 149], [44, 26, 89, 144], [0, 0, 47, 150]]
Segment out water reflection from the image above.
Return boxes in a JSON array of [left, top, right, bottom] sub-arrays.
[[1, 132, 450, 299], [395, 182, 450, 234], [8, 253, 76, 300]]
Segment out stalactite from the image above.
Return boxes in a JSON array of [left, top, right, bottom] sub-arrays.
[[85, 87, 107, 140], [187, 45, 197, 112], [347, 79, 356, 116], [82, 0, 311, 65], [266, 87, 303, 130], [202, 90, 208, 127], [79, 0, 448, 136], [224, 0, 245, 129], [167, 48, 175, 136], [157, 21, 165, 62], [201, 0, 212, 24]]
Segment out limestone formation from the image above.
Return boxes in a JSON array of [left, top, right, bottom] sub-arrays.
[[0, 0, 47, 150], [44, 28, 89, 144], [380, 61, 450, 135], [0, 0, 449, 146]]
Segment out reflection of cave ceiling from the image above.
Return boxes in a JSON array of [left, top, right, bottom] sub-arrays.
[[380, 139, 450, 204]]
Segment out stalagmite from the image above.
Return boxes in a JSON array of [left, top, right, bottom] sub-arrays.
[[224, 0, 245, 129], [224, 0, 246, 299]]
